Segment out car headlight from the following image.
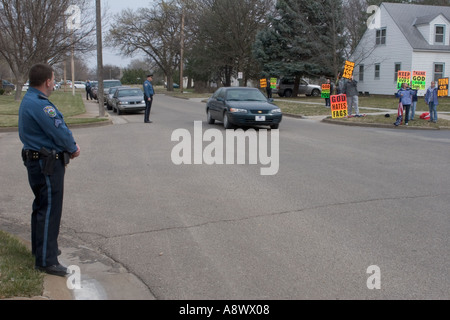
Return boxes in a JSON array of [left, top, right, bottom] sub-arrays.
[[141, 100, 145, 104], [229, 108, 248, 113], [271, 108, 282, 114]]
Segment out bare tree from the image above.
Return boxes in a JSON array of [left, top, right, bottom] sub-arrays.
[[0, 0, 96, 100], [107, 1, 183, 91]]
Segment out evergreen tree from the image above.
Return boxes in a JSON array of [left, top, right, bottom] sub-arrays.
[[253, 0, 345, 96]]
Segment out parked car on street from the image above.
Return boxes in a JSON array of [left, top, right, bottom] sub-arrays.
[[274, 78, 321, 97], [102, 80, 123, 104], [111, 87, 146, 115], [86, 81, 97, 100], [106, 86, 127, 110], [206, 87, 282, 129], [1, 79, 15, 91], [73, 81, 86, 89]]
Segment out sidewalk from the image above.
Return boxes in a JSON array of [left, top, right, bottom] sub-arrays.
[[1, 96, 154, 300]]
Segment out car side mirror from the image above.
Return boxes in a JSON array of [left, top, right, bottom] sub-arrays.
[[268, 98, 274, 103], [217, 97, 224, 102]]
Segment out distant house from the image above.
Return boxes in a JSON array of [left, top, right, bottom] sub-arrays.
[[350, 2, 450, 96]]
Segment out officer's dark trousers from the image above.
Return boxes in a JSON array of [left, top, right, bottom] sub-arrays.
[[26, 158, 65, 267], [144, 98, 153, 122]]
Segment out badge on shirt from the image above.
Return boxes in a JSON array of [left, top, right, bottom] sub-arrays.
[[44, 106, 57, 118]]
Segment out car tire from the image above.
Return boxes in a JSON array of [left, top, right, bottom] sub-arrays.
[[270, 124, 279, 130], [311, 89, 320, 97], [117, 108, 122, 115], [107, 103, 112, 111], [284, 89, 292, 98], [207, 109, 215, 124], [223, 112, 233, 129]]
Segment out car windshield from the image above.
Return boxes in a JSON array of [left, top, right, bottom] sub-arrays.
[[226, 89, 267, 101], [105, 81, 122, 88], [118, 89, 142, 97]]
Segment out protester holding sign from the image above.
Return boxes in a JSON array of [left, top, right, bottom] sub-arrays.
[[396, 83, 416, 126], [425, 81, 439, 123], [322, 79, 333, 107], [344, 76, 360, 116]]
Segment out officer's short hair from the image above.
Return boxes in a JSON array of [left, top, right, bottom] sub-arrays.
[[29, 64, 54, 87]]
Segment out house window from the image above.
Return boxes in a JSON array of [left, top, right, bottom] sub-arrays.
[[394, 63, 401, 82], [359, 65, 364, 82], [375, 64, 381, 79], [434, 63, 444, 81], [435, 25, 445, 44], [376, 28, 386, 45]]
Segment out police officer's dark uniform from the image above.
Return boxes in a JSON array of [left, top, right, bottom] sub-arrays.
[[144, 74, 154, 123], [19, 84, 79, 276]]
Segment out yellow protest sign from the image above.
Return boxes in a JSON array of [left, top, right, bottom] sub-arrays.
[[342, 61, 355, 80], [412, 71, 426, 90], [331, 94, 348, 119], [438, 78, 449, 97], [260, 79, 267, 88]]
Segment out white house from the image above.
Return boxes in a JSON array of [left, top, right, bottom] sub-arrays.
[[351, 2, 450, 96]]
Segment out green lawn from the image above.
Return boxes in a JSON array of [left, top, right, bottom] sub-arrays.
[[0, 230, 44, 299], [0, 90, 104, 127]]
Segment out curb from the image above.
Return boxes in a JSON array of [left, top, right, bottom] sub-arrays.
[[321, 117, 448, 130]]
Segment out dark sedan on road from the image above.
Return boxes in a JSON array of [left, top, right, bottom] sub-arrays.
[[111, 87, 146, 115], [206, 87, 282, 129]]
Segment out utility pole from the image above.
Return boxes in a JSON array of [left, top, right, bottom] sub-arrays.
[[179, 4, 185, 94], [96, 0, 105, 117]]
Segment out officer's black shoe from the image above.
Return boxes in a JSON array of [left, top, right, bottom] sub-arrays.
[[35, 264, 69, 277], [145, 120, 153, 123]]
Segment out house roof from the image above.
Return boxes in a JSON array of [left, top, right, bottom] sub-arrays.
[[383, 2, 450, 51]]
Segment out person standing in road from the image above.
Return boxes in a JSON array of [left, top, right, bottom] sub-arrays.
[[344, 75, 360, 116], [19, 64, 81, 277], [425, 81, 439, 123], [144, 74, 155, 123]]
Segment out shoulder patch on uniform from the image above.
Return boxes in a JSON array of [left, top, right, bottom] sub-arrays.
[[44, 106, 57, 118]]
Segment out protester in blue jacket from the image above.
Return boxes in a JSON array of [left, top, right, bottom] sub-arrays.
[[396, 83, 416, 126], [424, 81, 439, 123]]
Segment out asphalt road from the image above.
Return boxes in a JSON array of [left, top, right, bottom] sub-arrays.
[[1, 95, 449, 300]]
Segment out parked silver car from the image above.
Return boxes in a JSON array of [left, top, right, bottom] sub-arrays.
[[106, 86, 127, 110], [274, 78, 321, 97], [111, 87, 146, 115]]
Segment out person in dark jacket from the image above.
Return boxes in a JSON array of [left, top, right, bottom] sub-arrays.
[[19, 64, 81, 277], [344, 76, 360, 116]]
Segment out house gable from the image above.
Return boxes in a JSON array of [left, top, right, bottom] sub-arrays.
[[350, 3, 450, 96]]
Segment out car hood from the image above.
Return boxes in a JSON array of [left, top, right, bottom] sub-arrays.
[[117, 95, 144, 101], [226, 101, 277, 110]]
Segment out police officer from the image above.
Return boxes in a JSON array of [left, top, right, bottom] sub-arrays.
[[19, 64, 81, 277], [143, 74, 154, 123]]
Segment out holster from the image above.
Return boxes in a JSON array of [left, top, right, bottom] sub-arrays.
[[40, 147, 56, 176]]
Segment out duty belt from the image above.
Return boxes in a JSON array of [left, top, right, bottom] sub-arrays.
[[23, 150, 64, 161]]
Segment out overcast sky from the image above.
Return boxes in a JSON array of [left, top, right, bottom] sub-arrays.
[[91, 0, 155, 67]]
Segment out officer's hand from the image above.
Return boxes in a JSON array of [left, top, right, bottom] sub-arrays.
[[71, 144, 81, 159]]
